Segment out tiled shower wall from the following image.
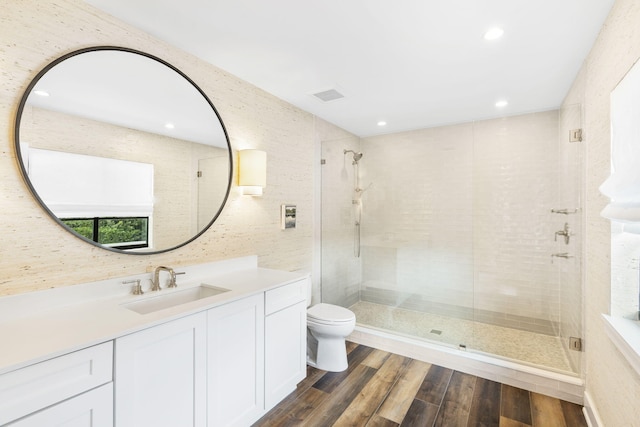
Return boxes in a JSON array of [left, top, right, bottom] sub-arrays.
[[360, 123, 475, 314], [348, 111, 564, 334]]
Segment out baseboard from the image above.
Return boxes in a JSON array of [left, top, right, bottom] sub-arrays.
[[582, 391, 603, 427]]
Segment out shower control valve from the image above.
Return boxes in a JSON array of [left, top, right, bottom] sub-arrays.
[[554, 222, 573, 245]]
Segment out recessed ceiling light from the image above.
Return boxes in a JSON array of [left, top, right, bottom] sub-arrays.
[[495, 100, 508, 108], [164, 122, 175, 129], [484, 27, 504, 41], [33, 90, 49, 97], [377, 121, 387, 127]]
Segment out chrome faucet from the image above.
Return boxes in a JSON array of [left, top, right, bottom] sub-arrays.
[[151, 266, 176, 291]]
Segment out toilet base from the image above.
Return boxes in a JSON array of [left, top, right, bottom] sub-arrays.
[[306, 332, 348, 372]]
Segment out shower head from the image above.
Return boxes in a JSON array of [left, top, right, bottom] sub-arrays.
[[344, 149, 363, 163]]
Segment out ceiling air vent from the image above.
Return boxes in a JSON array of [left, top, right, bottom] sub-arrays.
[[312, 88, 344, 102]]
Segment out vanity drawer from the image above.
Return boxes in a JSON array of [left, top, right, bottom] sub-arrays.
[[0, 341, 113, 425], [265, 279, 307, 315]]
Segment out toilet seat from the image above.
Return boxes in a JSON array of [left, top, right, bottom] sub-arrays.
[[307, 303, 355, 324]]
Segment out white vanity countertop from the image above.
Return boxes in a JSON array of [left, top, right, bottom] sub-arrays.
[[0, 256, 307, 375]]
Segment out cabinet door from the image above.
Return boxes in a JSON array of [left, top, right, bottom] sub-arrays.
[[115, 313, 206, 427], [207, 293, 265, 427], [0, 342, 112, 426], [265, 300, 307, 410], [8, 383, 113, 427]]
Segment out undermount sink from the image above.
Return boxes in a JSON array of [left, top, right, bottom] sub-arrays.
[[123, 285, 230, 314]]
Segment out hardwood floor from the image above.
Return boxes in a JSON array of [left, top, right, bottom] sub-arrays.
[[253, 342, 587, 427]]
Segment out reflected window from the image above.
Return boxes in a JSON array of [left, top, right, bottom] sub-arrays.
[[61, 217, 149, 250]]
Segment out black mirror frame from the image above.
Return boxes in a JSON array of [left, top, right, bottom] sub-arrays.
[[14, 46, 233, 255]]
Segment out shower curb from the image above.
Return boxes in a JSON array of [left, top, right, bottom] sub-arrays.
[[348, 326, 584, 405]]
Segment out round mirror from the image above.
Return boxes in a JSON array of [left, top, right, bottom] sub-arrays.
[[15, 47, 232, 254]]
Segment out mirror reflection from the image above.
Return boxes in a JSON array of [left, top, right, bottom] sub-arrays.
[[15, 47, 232, 254]]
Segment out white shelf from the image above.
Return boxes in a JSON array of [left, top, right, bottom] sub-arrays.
[[602, 314, 640, 375]]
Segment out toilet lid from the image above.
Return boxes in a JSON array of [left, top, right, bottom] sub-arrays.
[[308, 303, 355, 323]]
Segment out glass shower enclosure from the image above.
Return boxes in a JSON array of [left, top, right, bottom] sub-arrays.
[[320, 106, 583, 375]]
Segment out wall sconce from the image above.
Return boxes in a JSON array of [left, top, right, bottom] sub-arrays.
[[238, 149, 267, 196]]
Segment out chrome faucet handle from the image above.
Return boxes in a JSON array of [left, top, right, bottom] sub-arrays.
[[166, 271, 185, 288], [123, 279, 144, 295], [168, 271, 186, 288], [554, 222, 572, 244]]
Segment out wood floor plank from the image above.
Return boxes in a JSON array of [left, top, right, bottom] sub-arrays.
[[467, 377, 501, 427], [254, 387, 328, 427], [334, 353, 410, 426], [400, 398, 440, 427], [299, 365, 329, 391], [255, 365, 327, 423], [530, 392, 567, 427], [433, 371, 477, 427], [301, 364, 378, 427], [347, 341, 359, 353], [376, 359, 432, 424], [253, 342, 587, 427], [560, 400, 588, 427], [501, 385, 532, 425], [312, 344, 374, 394], [368, 414, 400, 427], [415, 364, 453, 406], [499, 416, 531, 427], [362, 348, 392, 369]]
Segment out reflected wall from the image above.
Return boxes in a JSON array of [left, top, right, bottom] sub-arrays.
[[20, 106, 228, 250]]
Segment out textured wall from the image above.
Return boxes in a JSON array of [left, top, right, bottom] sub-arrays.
[[0, 0, 351, 296], [573, 0, 640, 424]]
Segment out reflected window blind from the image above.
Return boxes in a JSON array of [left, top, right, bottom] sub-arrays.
[[27, 148, 154, 218]]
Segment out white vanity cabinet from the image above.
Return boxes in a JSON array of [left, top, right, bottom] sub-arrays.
[[0, 259, 309, 427], [207, 292, 265, 427], [264, 279, 307, 411], [114, 312, 207, 427], [7, 383, 113, 427], [0, 342, 113, 426]]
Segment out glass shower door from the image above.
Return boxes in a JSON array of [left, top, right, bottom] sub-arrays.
[[320, 137, 362, 308], [554, 103, 584, 374]]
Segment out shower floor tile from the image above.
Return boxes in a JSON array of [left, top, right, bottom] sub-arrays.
[[349, 301, 575, 373]]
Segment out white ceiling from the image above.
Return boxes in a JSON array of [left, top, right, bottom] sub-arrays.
[[84, 0, 615, 137]]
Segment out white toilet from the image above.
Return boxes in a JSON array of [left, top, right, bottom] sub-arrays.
[[306, 279, 356, 372]]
